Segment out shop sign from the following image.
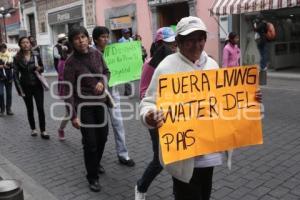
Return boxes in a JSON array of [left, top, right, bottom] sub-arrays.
[[57, 13, 70, 22], [109, 16, 132, 30], [6, 23, 21, 37], [48, 6, 82, 25]]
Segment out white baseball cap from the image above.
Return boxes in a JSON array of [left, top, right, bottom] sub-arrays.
[[58, 33, 67, 41], [176, 16, 207, 36]]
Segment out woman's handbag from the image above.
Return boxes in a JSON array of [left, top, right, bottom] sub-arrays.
[[34, 56, 49, 91], [34, 71, 50, 91]]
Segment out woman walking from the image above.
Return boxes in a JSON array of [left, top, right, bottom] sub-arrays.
[[64, 26, 110, 192], [13, 36, 49, 139], [57, 41, 72, 140], [0, 43, 14, 116], [136, 27, 177, 200]]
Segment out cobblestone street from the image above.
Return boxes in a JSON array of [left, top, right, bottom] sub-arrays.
[[0, 76, 299, 200]]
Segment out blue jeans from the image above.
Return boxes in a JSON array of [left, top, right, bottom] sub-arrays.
[[137, 128, 163, 193], [257, 42, 269, 70], [0, 80, 12, 113], [108, 87, 130, 159]]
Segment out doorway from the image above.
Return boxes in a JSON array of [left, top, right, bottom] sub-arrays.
[[157, 2, 189, 27], [112, 28, 133, 43]]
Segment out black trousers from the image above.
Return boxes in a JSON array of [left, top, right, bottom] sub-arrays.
[[124, 83, 132, 95], [173, 167, 214, 200], [79, 105, 109, 182], [137, 128, 163, 192], [22, 84, 46, 132]]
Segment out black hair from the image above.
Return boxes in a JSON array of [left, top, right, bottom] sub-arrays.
[[225, 32, 238, 46], [150, 42, 158, 57], [149, 44, 173, 68], [68, 26, 89, 44], [18, 36, 30, 47], [228, 32, 238, 40], [28, 35, 35, 40], [150, 41, 164, 57], [16, 36, 31, 60], [92, 26, 109, 44], [0, 43, 7, 49]]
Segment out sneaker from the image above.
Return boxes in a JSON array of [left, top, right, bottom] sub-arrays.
[[135, 185, 146, 200], [89, 180, 101, 192], [58, 129, 65, 141], [0, 112, 4, 117], [118, 157, 135, 167], [260, 66, 268, 71], [41, 131, 50, 140], [31, 129, 38, 137]]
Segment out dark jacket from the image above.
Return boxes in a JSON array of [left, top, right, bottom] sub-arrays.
[[13, 52, 44, 91], [53, 44, 63, 71], [254, 19, 268, 46], [64, 47, 110, 120]]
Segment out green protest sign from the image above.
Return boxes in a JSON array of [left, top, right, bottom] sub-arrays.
[[103, 41, 143, 87], [170, 25, 176, 32]]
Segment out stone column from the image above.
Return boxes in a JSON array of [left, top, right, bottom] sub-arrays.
[[150, 6, 158, 39], [18, 0, 28, 37], [188, 0, 196, 16], [85, 0, 96, 34]]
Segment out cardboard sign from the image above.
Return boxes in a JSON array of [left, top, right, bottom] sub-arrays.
[[104, 41, 143, 87], [156, 66, 263, 165]]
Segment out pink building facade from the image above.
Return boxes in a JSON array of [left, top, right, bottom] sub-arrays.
[[96, 0, 220, 62]]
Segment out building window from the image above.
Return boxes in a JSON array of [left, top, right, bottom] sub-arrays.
[[28, 14, 36, 37], [41, 22, 46, 33]]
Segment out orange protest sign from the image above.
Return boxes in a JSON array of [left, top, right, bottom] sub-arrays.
[[156, 65, 263, 165]]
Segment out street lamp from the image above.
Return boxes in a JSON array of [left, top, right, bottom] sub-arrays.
[[0, 6, 12, 43]]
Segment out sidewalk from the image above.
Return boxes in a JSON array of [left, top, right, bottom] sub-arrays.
[[267, 67, 300, 80], [0, 153, 59, 200]]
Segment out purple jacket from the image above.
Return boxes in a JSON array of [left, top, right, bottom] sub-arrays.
[[64, 47, 110, 120]]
